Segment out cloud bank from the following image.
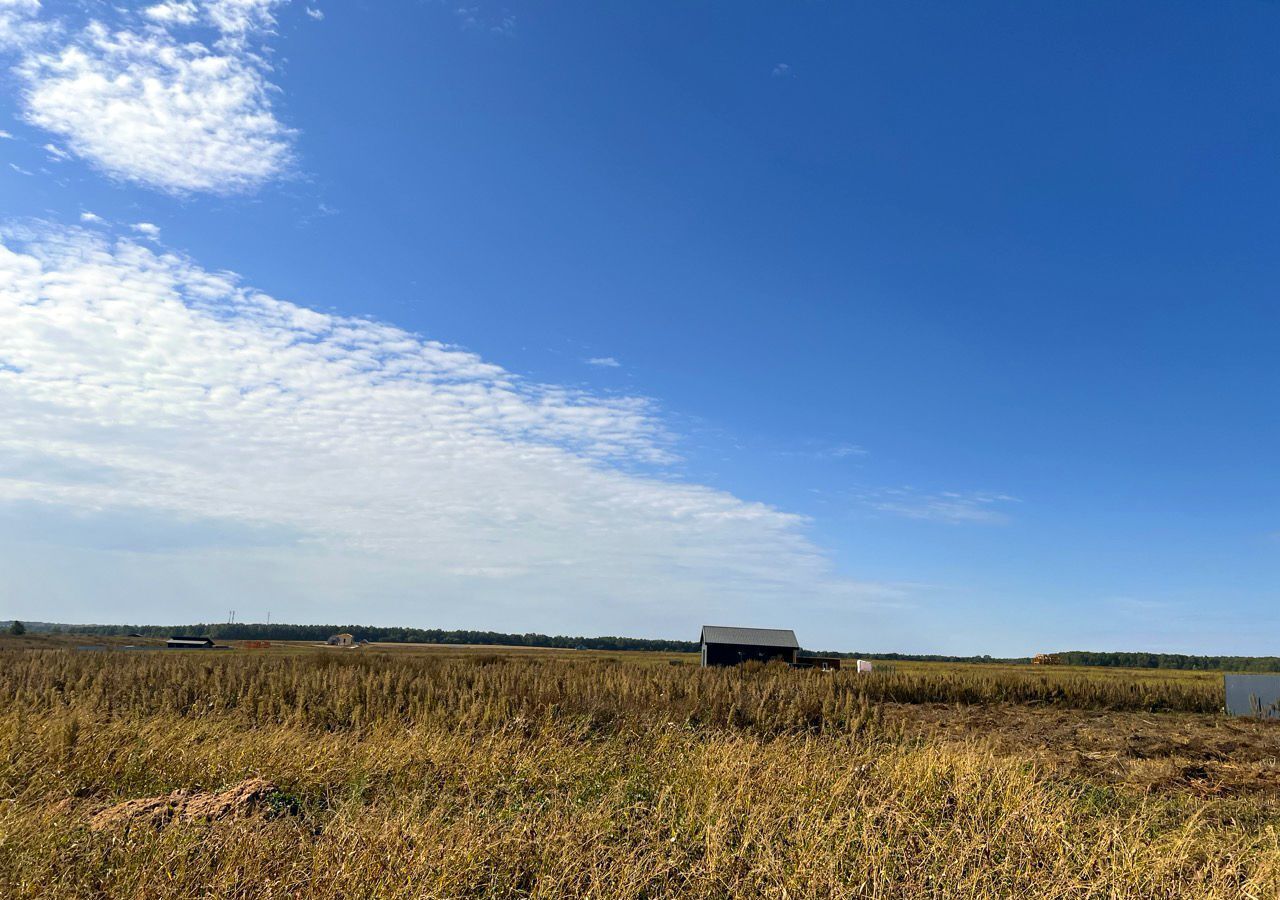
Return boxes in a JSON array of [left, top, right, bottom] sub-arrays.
[[0, 224, 889, 631], [3, 0, 294, 194]]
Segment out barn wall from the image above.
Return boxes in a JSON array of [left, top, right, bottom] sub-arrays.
[[702, 642, 797, 667]]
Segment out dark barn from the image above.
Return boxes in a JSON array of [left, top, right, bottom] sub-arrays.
[[699, 626, 799, 667]]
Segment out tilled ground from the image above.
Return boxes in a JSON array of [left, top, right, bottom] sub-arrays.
[[885, 702, 1280, 800]]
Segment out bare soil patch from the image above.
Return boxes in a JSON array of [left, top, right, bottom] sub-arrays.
[[886, 702, 1280, 799]]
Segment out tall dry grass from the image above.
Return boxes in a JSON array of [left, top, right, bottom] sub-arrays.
[[0, 650, 1268, 899], [0, 649, 1222, 735]]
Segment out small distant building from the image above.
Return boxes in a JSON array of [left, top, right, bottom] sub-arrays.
[[327, 633, 354, 647], [700, 626, 799, 667], [1033, 653, 1061, 666], [167, 636, 214, 650], [795, 655, 842, 671]]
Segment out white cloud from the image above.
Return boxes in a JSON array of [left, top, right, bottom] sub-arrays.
[[772, 63, 791, 78], [7, 162, 30, 175], [828, 444, 866, 459], [143, 1, 281, 35], [585, 356, 621, 368], [7, 4, 295, 195], [305, 7, 323, 20], [79, 211, 103, 223], [143, 2, 200, 26], [41, 141, 66, 160], [202, 0, 285, 39], [0, 129, 13, 139], [0, 224, 892, 631], [130, 221, 161, 238], [0, 0, 43, 51], [862, 488, 1019, 525]]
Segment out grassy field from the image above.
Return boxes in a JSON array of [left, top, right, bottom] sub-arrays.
[[2, 641, 1279, 898]]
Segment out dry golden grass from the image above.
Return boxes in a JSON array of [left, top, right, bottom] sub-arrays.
[[1, 648, 1276, 899]]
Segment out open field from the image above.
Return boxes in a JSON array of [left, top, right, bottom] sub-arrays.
[[3, 645, 1280, 898], [2, 632, 697, 664]]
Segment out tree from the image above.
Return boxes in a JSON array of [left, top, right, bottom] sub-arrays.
[[8, 620, 25, 636]]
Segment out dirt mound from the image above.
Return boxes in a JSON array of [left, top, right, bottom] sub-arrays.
[[89, 778, 279, 831]]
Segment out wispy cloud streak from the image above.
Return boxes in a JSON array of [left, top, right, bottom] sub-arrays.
[[861, 487, 1019, 525]]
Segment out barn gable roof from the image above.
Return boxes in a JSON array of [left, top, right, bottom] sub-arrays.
[[700, 625, 799, 649]]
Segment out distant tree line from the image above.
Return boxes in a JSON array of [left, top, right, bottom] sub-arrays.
[[1056, 651, 1280, 672], [8, 622, 1026, 661], [805, 651, 1032, 664], [16, 621, 699, 653], [11, 622, 1279, 671]]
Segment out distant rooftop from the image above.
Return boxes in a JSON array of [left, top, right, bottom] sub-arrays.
[[699, 626, 800, 649]]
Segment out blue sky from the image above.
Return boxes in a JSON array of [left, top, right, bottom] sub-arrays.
[[1, 0, 1277, 654]]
